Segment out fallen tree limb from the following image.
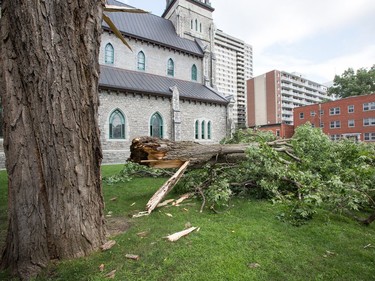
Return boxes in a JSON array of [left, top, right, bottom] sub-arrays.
[[164, 226, 198, 242], [146, 161, 190, 213], [129, 136, 252, 168]]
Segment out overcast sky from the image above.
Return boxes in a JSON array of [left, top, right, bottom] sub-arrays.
[[119, 0, 375, 84]]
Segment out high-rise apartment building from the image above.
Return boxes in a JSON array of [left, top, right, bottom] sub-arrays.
[[247, 70, 330, 126], [215, 29, 253, 128]]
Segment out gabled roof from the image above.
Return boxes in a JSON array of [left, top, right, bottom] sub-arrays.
[[104, 0, 203, 56], [99, 66, 228, 105]]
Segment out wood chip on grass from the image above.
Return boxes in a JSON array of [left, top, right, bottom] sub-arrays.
[[164, 226, 198, 242], [100, 240, 116, 251]]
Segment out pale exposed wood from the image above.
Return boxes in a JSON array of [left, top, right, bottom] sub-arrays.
[[100, 240, 116, 251], [157, 199, 175, 207], [146, 161, 190, 213], [132, 211, 149, 218], [164, 227, 198, 242], [174, 193, 193, 205], [125, 254, 140, 261]]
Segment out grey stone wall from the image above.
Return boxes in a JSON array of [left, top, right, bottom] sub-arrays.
[[99, 33, 204, 83], [99, 90, 227, 164]]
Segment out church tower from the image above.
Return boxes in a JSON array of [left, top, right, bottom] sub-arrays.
[[162, 0, 217, 88]]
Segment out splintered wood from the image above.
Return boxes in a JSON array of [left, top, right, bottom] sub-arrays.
[[146, 161, 190, 214], [164, 226, 198, 242]]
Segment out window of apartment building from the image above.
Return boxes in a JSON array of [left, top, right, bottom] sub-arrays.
[[364, 133, 375, 141], [150, 112, 163, 138], [363, 102, 375, 111], [348, 105, 354, 113], [276, 130, 280, 137], [329, 107, 340, 115], [320, 122, 324, 128], [319, 110, 324, 115], [363, 118, 375, 126], [310, 111, 316, 116], [348, 119, 355, 127], [330, 121, 341, 128], [109, 109, 125, 139], [299, 112, 304, 119], [330, 134, 341, 141], [167, 58, 174, 77], [311, 123, 315, 128], [191, 64, 198, 81], [105, 43, 114, 64], [137, 51, 145, 71]]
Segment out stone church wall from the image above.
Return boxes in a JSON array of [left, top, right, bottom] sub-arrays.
[[98, 90, 227, 164], [99, 33, 204, 83]]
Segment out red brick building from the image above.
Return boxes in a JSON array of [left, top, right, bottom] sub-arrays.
[[250, 123, 295, 139], [293, 93, 375, 142]]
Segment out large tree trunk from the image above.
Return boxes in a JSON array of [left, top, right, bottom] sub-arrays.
[[0, 1, 106, 279], [129, 137, 252, 168]]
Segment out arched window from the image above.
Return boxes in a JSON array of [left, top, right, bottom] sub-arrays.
[[167, 58, 174, 77], [195, 19, 198, 31], [191, 64, 197, 81], [201, 121, 205, 139], [105, 43, 114, 64], [150, 112, 163, 138], [109, 109, 125, 139], [195, 120, 199, 139], [137, 51, 145, 71], [207, 121, 211, 139]]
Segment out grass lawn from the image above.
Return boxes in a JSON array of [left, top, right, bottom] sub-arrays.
[[1, 165, 375, 280]]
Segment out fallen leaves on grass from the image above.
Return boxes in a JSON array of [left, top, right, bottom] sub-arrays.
[[248, 263, 261, 269], [323, 250, 336, 258], [99, 264, 105, 272], [136, 231, 149, 238], [105, 270, 116, 279]]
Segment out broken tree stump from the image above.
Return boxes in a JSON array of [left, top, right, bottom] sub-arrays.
[[129, 136, 252, 168]]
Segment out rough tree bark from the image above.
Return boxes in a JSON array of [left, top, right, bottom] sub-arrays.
[[129, 137, 252, 168], [0, 0, 106, 279]]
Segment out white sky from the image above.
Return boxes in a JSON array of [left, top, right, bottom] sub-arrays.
[[118, 0, 375, 83]]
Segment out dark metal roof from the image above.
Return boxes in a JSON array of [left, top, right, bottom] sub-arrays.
[[105, 0, 203, 56], [99, 65, 228, 105]]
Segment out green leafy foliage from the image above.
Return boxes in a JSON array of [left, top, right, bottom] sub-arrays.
[[220, 128, 276, 144], [180, 125, 375, 224], [328, 65, 375, 98]]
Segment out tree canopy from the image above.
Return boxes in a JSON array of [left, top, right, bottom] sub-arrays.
[[328, 65, 375, 98]]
